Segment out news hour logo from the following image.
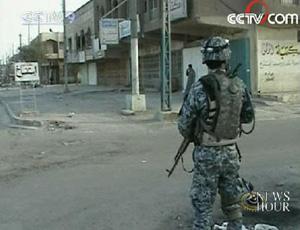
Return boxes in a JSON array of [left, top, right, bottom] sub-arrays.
[[240, 191, 291, 212], [228, 0, 299, 25]]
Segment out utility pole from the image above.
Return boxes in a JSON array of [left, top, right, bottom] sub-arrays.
[[126, 0, 146, 111], [28, 24, 31, 44], [19, 34, 22, 49], [38, 14, 41, 36], [62, 0, 69, 93], [12, 44, 14, 57], [37, 14, 42, 84], [130, 0, 139, 95], [161, 0, 172, 111]]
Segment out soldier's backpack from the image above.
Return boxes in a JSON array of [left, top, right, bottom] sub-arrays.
[[200, 70, 244, 140]]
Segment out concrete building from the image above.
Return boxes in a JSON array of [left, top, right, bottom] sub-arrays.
[[66, 0, 100, 85], [66, 0, 131, 87], [30, 32, 65, 84], [66, 0, 250, 90], [66, 0, 300, 99], [138, 0, 251, 91], [0, 65, 6, 84]]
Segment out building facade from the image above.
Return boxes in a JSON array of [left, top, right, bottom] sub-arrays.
[[30, 32, 64, 84], [66, 0, 300, 98]]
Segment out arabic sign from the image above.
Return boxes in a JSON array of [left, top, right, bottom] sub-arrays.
[[258, 40, 300, 92], [15, 62, 39, 82], [170, 0, 187, 21], [259, 41, 300, 68], [100, 19, 119, 45], [119, 20, 131, 39]]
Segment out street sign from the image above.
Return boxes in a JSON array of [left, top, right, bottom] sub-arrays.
[[15, 62, 39, 82], [119, 20, 131, 39], [100, 19, 119, 45], [170, 0, 187, 21]]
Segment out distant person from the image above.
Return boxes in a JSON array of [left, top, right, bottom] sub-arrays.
[[184, 64, 196, 99]]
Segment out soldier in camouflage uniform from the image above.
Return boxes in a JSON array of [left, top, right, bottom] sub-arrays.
[[178, 37, 254, 230]]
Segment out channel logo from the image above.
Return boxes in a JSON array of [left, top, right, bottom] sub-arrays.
[[227, 0, 299, 25]]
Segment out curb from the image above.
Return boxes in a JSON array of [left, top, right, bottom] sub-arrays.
[[0, 99, 43, 128], [154, 111, 179, 122], [68, 88, 118, 96]]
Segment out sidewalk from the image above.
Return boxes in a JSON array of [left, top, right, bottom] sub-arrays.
[[1, 84, 300, 128]]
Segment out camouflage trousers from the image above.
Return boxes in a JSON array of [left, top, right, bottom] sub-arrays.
[[190, 145, 243, 230]]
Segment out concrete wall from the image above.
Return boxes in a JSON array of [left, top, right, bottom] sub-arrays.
[[265, 0, 300, 14], [256, 26, 300, 94], [88, 62, 97, 85], [191, 0, 249, 28], [79, 64, 88, 85], [182, 47, 208, 89]]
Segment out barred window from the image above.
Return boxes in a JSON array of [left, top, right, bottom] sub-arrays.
[[281, 0, 299, 5], [149, 0, 158, 9]]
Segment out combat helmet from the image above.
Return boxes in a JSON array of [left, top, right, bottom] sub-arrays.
[[201, 37, 231, 64]]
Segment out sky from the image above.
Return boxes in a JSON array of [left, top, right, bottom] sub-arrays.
[[0, 0, 90, 62]]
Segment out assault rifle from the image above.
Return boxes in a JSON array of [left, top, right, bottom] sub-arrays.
[[166, 119, 202, 177], [166, 138, 190, 177], [227, 63, 242, 78]]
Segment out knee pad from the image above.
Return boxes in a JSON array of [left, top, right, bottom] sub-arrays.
[[222, 197, 242, 221]]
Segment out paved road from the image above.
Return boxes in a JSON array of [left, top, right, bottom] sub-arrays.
[[0, 117, 299, 230], [0, 104, 10, 129]]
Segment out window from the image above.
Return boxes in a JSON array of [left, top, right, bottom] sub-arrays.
[[298, 30, 300, 42], [76, 33, 80, 51], [144, 0, 148, 13], [68, 38, 72, 51], [112, 0, 118, 18], [86, 28, 92, 48], [120, 2, 127, 18], [52, 42, 58, 53], [281, 0, 299, 5], [149, 0, 158, 20], [100, 6, 105, 17], [106, 0, 112, 12], [59, 42, 64, 50], [149, 0, 158, 9], [80, 30, 85, 50]]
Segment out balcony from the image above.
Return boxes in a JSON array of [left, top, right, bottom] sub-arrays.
[[67, 51, 80, 63], [67, 49, 105, 64], [85, 48, 94, 61], [44, 49, 64, 60], [44, 53, 59, 59]]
